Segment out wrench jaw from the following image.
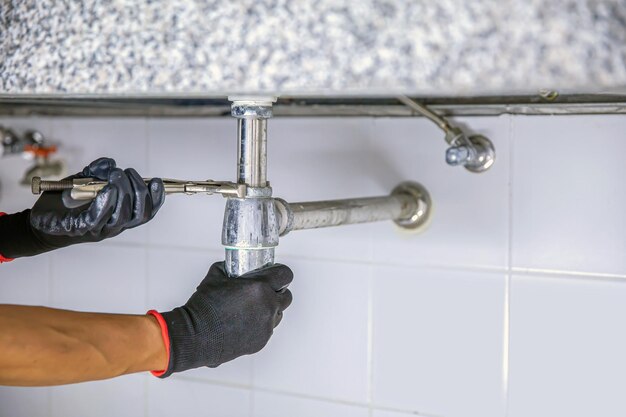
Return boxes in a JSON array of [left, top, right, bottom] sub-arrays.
[[69, 178, 108, 200], [161, 179, 247, 198]]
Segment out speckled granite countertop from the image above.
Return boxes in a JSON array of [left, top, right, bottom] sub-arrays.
[[1, 0, 625, 96]]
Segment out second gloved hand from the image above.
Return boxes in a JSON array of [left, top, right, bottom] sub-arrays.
[[149, 262, 293, 378]]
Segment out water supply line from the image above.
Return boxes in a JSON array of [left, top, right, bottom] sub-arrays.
[[396, 96, 495, 173]]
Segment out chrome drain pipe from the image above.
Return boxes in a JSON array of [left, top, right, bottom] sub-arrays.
[[223, 97, 433, 277], [223, 97, 279, 278], [275, 182, 431, 236]]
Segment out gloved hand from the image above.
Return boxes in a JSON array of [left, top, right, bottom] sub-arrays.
[[0, 157, 165, 259], [148, 262, 293, 378]]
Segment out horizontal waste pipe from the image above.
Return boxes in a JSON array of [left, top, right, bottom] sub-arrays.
[[275, 181, 431, 236]]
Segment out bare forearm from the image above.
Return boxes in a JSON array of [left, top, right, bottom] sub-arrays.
[[0, 305, 167, 386]]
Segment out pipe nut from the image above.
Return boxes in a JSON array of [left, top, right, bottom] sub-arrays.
[[222, 197, 280, 249], [231, 104, 274, 119]]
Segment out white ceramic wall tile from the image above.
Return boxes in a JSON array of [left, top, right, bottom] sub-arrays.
[[511, 115, 626, 275], [147, 247, 252, 385], [0, 386, 49, 417], [146, 118, 234, 250], [49, 118, 149, 174], [148, 377, 251, 417], [268, 118, 382, 262], [0, 255, 49, 305], [50, 374, 144, 417], [0, 116, 52, 135], [369, 116, 511, 269], [146, 118, 235, 180], [51, 245, 146, 314], [372, 265, 506, 417], [253, 392, 368, 417], [7, 114, 626, 417], [508, 274, 626, 417], [145, 195, 224, 251], [49, 118, 151, 245], [253, 256, 370, 403]]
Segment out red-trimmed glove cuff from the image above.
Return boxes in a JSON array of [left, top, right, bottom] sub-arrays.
[[147, 310, 171, 377], [0, 213, 14, 263]]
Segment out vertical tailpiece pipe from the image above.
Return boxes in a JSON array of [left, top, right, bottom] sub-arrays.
[[223, 97, 278, 277]]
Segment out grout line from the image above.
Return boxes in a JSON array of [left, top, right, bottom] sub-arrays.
[[261, 389, 367, 410], [366, 266, 374, 417], [143, 375, 150, 417], [174, 375, 252, 390], [97, 239, 626, 282], [175, 375, 440, 416], [511, 267, 626, 282], [365, 127, 376, 417], [507, 113, 515, 273], [503, 272, 511, 417], [91, 238, 626, 286], [97, 239, 509, 274], [503, 113, 515, 417], [370, 404, 443, 417], [249, 387, 255, 417], [47, 386, 52, 417]]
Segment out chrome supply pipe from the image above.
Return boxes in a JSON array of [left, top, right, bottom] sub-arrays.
[[274, 182, 431, 236], [223, 97, 278, 278], [397, 95, 495, 173]]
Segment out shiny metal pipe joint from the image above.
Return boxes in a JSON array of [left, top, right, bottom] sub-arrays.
[[397, 96, 496, 173], [222, 195, 280, 278]]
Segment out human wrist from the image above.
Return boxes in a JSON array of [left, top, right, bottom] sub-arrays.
[[145, 311, 169, 376], [0, 210, 52, 259]]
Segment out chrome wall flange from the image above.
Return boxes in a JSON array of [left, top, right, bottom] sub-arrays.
[[462, 135, 495, 173], [391, 181, 432, 231]]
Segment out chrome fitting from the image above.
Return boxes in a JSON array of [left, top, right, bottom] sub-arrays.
[[231, 104, 273, 119], [397, 96, 496, 173], [229, 96, 276, 119], [445, 134, 495, 173], [222, 196, 280, 277], [391, 181, 431, 231]]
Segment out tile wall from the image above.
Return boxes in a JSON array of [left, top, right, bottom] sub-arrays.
[[1, 114, 625, 417]]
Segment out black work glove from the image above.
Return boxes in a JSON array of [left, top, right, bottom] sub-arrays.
[[148, 262, 293, 378], [0, 157, 165, 259]]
